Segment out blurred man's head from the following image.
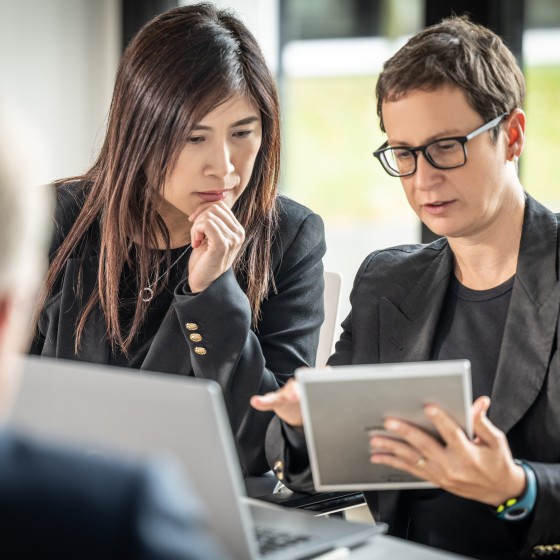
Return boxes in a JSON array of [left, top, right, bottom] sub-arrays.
[[0, 115, 51, 416]]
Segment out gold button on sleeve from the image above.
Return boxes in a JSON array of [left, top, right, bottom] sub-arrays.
[[185, 322, 199, 331], [194, 346, 207, 356], [189, 333, 202, 342]]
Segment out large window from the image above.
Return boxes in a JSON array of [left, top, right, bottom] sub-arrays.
[[522, 0, 560, 209], [280, 0, 424, 317], [280, 0, 560, 319]]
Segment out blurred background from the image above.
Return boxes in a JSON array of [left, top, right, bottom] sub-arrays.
[[1, 0, 559, 321]]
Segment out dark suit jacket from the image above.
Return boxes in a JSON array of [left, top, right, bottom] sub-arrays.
[[267, 194, 560, 559], [0, 429, 229, 559], [32, 182, 326, 477]]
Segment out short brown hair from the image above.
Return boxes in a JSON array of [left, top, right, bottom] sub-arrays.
[[376, 15, 525, 140]]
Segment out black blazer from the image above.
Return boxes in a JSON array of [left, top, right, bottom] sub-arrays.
[[32, 182, 326, 476], [0, 429, 229, 559], [267, 194, 560, 559]]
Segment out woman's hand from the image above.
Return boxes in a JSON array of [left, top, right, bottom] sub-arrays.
[[369, 396, 526, 507], [250, 379, 304, 427], [187, 201, 245, 293]]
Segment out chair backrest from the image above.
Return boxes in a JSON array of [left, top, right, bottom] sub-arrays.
[[316, 271, 342, 368]]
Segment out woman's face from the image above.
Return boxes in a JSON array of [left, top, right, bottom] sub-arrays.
[[160, 94, 262, 221], [381, 86, 519, 241]]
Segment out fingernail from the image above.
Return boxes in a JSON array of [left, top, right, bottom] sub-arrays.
[[425, 406, 438, 417], [385, 419, 399, 430]]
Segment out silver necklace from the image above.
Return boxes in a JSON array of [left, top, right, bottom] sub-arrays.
[[142, 244, 191, 303]]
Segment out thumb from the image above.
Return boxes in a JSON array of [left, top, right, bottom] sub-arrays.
[[472, 396, 501, 446], [472, 395, 491, 418]]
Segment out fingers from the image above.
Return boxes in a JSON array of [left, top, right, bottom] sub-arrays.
[[250, 380, 303, 427], [251, 379, 301, 409], [189, 200, 240, 230], [189, 201, 244, 249], [470, 397, 505, 448], [423, 405, 470, 449], [187, 201, 245, 292]]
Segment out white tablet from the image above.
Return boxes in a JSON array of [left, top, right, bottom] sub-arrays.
[[296, 360, 472, 491]]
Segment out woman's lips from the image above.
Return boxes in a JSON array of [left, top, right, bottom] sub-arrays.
[[195, 190, 230, 203], [422, 200, 455, 215]]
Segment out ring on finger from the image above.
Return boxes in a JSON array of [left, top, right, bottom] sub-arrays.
[[415, 456, 427, 470]]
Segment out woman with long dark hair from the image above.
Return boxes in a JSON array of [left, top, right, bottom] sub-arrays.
[[32, 3, 325, 476]]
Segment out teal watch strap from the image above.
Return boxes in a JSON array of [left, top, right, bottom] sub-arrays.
[[495, 460, 537, 521]]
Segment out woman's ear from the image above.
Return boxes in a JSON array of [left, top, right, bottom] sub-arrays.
[[505, 108, 525, 161]]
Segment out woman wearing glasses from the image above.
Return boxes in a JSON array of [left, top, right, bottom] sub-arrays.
[[253, 15, 560, 559], [31, 4, 326, 478]]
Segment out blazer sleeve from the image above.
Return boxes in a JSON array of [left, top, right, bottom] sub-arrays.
[[170, 210, 326, 476]]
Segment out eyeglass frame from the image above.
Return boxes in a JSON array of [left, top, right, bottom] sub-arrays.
[[372, 113, 509, 177]]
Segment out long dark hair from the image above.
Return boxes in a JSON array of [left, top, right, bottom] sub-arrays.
[[37, 3, 280, 354]]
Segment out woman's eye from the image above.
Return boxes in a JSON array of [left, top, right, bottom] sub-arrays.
[[233, 130, 252, 138], [433, 140, 459, 152], [188, 136, 205, 144], [394, 149, 413, 160]]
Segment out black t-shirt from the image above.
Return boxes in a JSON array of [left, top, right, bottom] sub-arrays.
[[396, 274, 518, 559], [109, 246, 191, 368]]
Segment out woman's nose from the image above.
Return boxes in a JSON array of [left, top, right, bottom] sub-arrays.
[[204, 142, 235, 178]]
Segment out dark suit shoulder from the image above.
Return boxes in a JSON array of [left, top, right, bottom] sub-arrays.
[[353, 237, 448, 296], [53, 180, 89, 234], [0, 429, 143, 508], [276, 195, 323, 240], [272, 195, 325, 271], [0, 430, 229, 559], [50, 180, 97, 259]]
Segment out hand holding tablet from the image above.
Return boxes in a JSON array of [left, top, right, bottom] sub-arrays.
[[296, 360, 473, 491]]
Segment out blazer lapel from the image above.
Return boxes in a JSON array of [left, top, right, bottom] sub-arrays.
[[489, 196, 560, 433], [379, 242, 454, 364]]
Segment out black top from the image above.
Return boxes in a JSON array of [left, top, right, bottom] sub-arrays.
[[111, 246, 191, 368], [398, 274, 516, 558], [431, 274, 515, 400]]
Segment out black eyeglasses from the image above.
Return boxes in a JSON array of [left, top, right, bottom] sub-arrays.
[[373, 113, 508, 177]]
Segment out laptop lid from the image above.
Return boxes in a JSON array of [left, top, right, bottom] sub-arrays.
[[10, 356, 381, 559]]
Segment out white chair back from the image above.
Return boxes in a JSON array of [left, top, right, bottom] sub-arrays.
[[316, 271, 342, 367]]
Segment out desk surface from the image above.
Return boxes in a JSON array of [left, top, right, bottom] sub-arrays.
[[315, 534, 470, 559]]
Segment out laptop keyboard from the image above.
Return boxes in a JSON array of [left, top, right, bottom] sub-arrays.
[[255, 526, 311, 556]]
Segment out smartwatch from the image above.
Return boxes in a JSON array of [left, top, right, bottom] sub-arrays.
[[495, 460, 537, 521]]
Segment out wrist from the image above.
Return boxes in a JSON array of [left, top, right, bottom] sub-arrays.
[[494, 460, 537, 521]]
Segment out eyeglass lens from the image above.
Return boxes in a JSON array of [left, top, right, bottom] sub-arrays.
[[383, 139, 465, 176]]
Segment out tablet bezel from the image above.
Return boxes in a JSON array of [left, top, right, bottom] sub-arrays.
[[296, 360, 472, 491]]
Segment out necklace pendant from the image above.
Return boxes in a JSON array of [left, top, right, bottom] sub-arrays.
[[142, 287, 154, 303]]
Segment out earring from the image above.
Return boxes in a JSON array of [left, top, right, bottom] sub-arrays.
[[513, 155, 519, 164]]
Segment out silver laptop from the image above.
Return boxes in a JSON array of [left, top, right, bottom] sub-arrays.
[[10, 356, 382, 559]]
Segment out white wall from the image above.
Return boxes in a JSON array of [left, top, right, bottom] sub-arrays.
[[0, 0, 119, 184]]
